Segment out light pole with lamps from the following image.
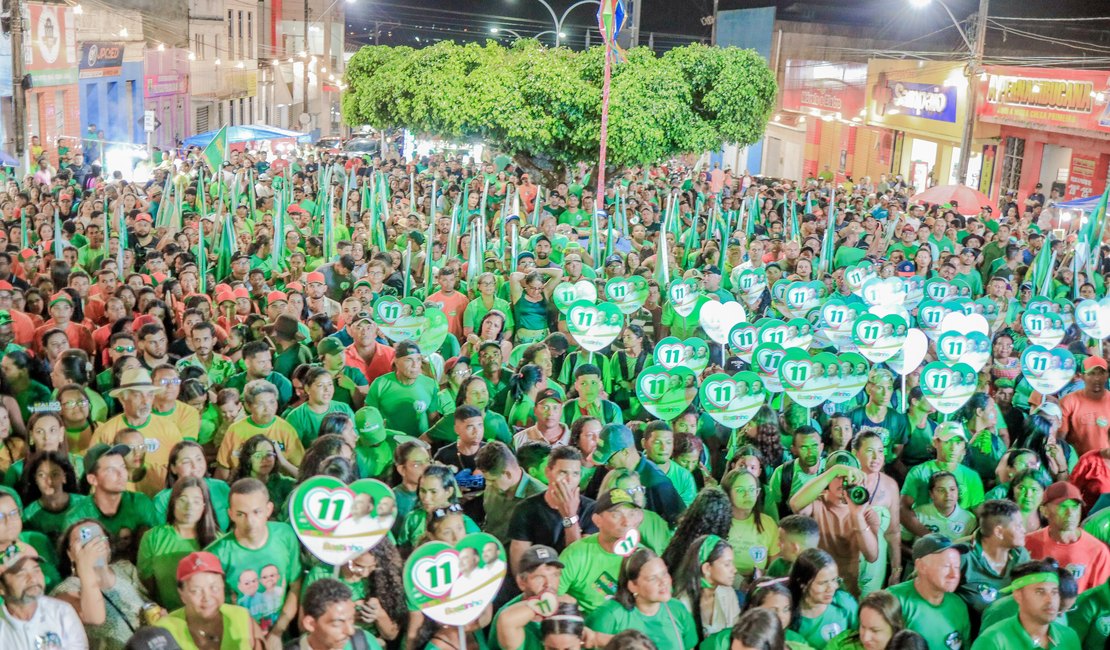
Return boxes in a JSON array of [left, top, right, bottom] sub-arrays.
[[530, 0, 601, 47], [909, 0, 989, 186], [490, 27, 527, 40]]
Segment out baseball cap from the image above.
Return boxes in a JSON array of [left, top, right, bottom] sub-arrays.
[[48, 291, 73, 307], [1020, 282, 1033, 291], [176, 551, 225, 583], [934, 422, 968, 442], [960, 247, 980, 256], [131, 314, 161, 333], [593, 424, 635, 465], [1034, 402, 1063, 420], [135, 213, 153, 223], [595, 488, 642, 513], [702, 265, 722, 276], [84, 443, 131, 475], [604, 254, 623, 266], [353, 311, 373, 325], [1084, 356, 1108, 373], [1042, 481, 1084, 507], [911, 533, 968, 561], [0, 281, 13, 291], [317, 336, 345, 357], [0, 311, 11, 327], [285, 282, 305, 294], [124, 627, 183, 650], [896, 261, 916, 277], [307, 271, 326, 284], [232, 287, 250, 300], [0, 543, 42, 577], [395, 341, 422, 358], [354, 407, 387, 445], [536, 388, 562, 405], [266, 290, 288, 304], [517, 545, 565, 574]]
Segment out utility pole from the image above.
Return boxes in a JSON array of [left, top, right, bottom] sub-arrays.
[[957, 0, 989, 186], [11, 0, 26, 163], [711, 0, 719, 45], [630, 0, 642, 47], [302, 0, 310, 120]]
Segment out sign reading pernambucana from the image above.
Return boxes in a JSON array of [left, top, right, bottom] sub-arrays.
[[404, 533, 507, 627], [289, 476, 397, 565]]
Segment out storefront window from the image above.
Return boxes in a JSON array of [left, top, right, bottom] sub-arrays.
[[1000, 136, 1025, 197]]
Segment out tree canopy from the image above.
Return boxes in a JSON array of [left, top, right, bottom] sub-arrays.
[[342, 40, 777, 182]]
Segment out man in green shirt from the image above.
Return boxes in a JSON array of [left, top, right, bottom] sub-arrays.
[[887, 224, 921, 261], [972, 559, 1080, 650], [365, 341, 442, 437], [268, 314, 314, 378], [225, 341, 294, 410], [902, 422, 985, 523], [475, 442, 547, 545], [176, 321, 236, 388], [765, 426, 825, 521], [889, 534, 971, 650], [1069, 564, 1110, 650], [558, 488, 642, 615], [66, 443, 157, 562], [489, 544, 564, 650], [317, 337, 367, 408], [642, 421, 697, 507], [958, 499, 1031, 627]]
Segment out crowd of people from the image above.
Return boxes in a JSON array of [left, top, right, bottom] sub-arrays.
[[0, 138, 1105, 650]]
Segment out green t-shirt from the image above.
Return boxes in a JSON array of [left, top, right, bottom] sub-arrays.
[[396, 508, 480, 549], [63, 491, 157, 545], [24, 494, 93, 540], [972, 613, 1080, 650], [765, 460, 825, 521], [464, 296, 516, 334], [824, 629, 865, 650], [901, 461, 985, 510], [905, 503, 977, 542], [206, 522, 304, 631], [958, 543, 1030, 615], [794, 590, 858, 650], [281, 401, 356, 446], [639, 509, 673, 555], [153, 477, 232, 531], [889, 579, 970, 650], [662, 461, 698, 507], [661, 295, 709, 339], [365, 373, 441, 437], [137, 524, 202, 610], [489, 594, 542, 650], [587, 598, 698, 650], [559, 534, 635, 615], [1068, 581, 1110, 650], [273, 342, 314, 379]]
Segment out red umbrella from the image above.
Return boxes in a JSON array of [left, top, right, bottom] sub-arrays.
[[910, 185, 992, 216]]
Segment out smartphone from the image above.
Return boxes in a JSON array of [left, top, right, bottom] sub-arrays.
[[79, 525, 95, 546]]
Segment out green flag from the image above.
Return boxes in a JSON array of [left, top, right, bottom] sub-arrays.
[[203, 126, 228, 173]]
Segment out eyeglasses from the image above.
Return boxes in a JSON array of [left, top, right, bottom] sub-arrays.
[[623, 486, 646, 495], [124, 445, 146, 453], [113, 345, 136, 353], [251, 451, 276, 460], [62, 399, 90, 408], [0, 509, 20, 523], [158, 378, 182, 386], [431, 504, 464, 519]]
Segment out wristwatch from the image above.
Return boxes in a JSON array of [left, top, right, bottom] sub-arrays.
[[562, 515, 579, 528]]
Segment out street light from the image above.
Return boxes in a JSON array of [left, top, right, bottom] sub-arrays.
[[909, 0, 988, 185], [528, 0, 601, 47], [490, 27, 527, 40]]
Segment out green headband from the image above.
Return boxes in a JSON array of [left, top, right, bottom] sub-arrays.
[[699, 535, 723, 589], [1002, 572, 1058, 594]]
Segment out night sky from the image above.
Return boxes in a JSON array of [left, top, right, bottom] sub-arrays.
[[346, 0, 1110, 56]]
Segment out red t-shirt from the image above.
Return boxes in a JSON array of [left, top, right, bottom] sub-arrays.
[[344, 342, 396, 385], [1060, 390, 1110, 455], [427, 290, 470, 341], [1025, 527, 1110, 592]]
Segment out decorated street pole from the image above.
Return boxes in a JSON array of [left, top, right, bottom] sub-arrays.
[[594, 0, 626, 218]]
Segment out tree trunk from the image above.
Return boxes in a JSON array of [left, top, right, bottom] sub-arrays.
[[512, 152, 570, 189]]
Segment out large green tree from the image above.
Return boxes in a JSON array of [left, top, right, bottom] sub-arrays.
[[343, 40, 777, 184]]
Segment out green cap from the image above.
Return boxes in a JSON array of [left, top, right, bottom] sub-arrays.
[[317, 337, 345, 358], [355, 407, 387, 445]]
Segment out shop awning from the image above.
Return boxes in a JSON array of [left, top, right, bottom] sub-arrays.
[[1054, 195, 1102, 212], [183, 124, 313, 148]]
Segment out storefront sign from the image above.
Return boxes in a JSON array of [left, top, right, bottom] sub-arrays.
[[79, 42, 124, 79], [979, 66, 1110, 136], [25, 3, 77, 87], [878, 81, 957, 123], [144, 74, 188, 98], [782, 60, 867, 118], [1064, 153, 1109, 200]]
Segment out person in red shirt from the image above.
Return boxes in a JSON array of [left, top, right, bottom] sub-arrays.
[[427, 266, 469, 341], [343, 313, 395, 387], [1024, 481, 1110, 593], [1060, 356, 1110, 456], [32, 291, 95, 356]]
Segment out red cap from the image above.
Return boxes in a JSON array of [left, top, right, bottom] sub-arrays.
[[1084, 356, 1108, 373], [215, 283, 232, 295], [307, 272, 326, 285], [0, 281, 13, 291], [1043, 481, 1084, 507], [48, 291, 73, 307], [285, 282, 305, 294], [176, 551, 225, 583], [267, 290, 288, 304], [216, 291, 235, 304], [287, 205, 307, 215], [135, 213, 153, 223], [233, 287, 250, 300], [131, 314, 160, 332]]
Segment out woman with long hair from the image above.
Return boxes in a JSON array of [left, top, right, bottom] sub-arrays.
[[1012, 403, 1074, 486], [504, 364, 545, 429], [498, 601, 587, 650], [788, 549, 859, 650], [572, 416, 606, 498], [957, 392, 1008, 484], [661, 486, 732, 573], [20, 449, 89, 539], [852, 432, 902, 595], [674, 433, 717, 491], [0, 348, 53, 423], [4, 411, 83, 487], [1008, 469, 1048, 533], [56, 382, 97, 452], [723, 469, 778, 589], [53, 518, 155, 648], [137, 476, 220, 610], [585, 547, 697, 648], [461, 309, 515, 362], [609, 324, 651, 417], [509, 268, 563, 345], [154, 441, 231, 532], [739, 577, 811, 650], [230, 435, 297, 513], [673, 534, 740, 640], [397, 464, 480, 552], [824, 590, 904, 650], [302, 539, 406, 643], [281, 366, 356, 448]]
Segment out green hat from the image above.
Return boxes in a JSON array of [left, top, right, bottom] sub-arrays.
[[355, 407, 387, 445], [317, 337, 345, 358], [84, 443, 130, 475]]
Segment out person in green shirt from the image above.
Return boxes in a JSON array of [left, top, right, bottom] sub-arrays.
[[824, 590, 904, 650], [269, 314, 314, 379], [957, 499, 1031, 624], [889, 534, 971, 650], [1067, 560, 1110, 650], [561, 363, 623, 429], [558, 488, 643, 615], [971, 559, 1080, 650], [586, 547, 698, 649], [490, 544, 566, 650], [176, 321, 237, 388], [365, 341, 443, 438], [282, 367, 356, 447], [766, 427, 826, 521], [789, 548, 859, 650], [64, 443, 158, 562], [642, 422, 698, 507]]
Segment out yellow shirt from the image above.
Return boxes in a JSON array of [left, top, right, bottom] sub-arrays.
[[90, 413, 184, 489], [152, 401, 202, 441], [727, 512, 780, 580], [217, 416, 304, 472]]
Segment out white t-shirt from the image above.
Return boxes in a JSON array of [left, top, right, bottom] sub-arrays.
[[0, 596, 88, 650]]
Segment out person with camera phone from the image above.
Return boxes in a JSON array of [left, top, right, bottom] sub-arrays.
[[788, 452, 880, 598]]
